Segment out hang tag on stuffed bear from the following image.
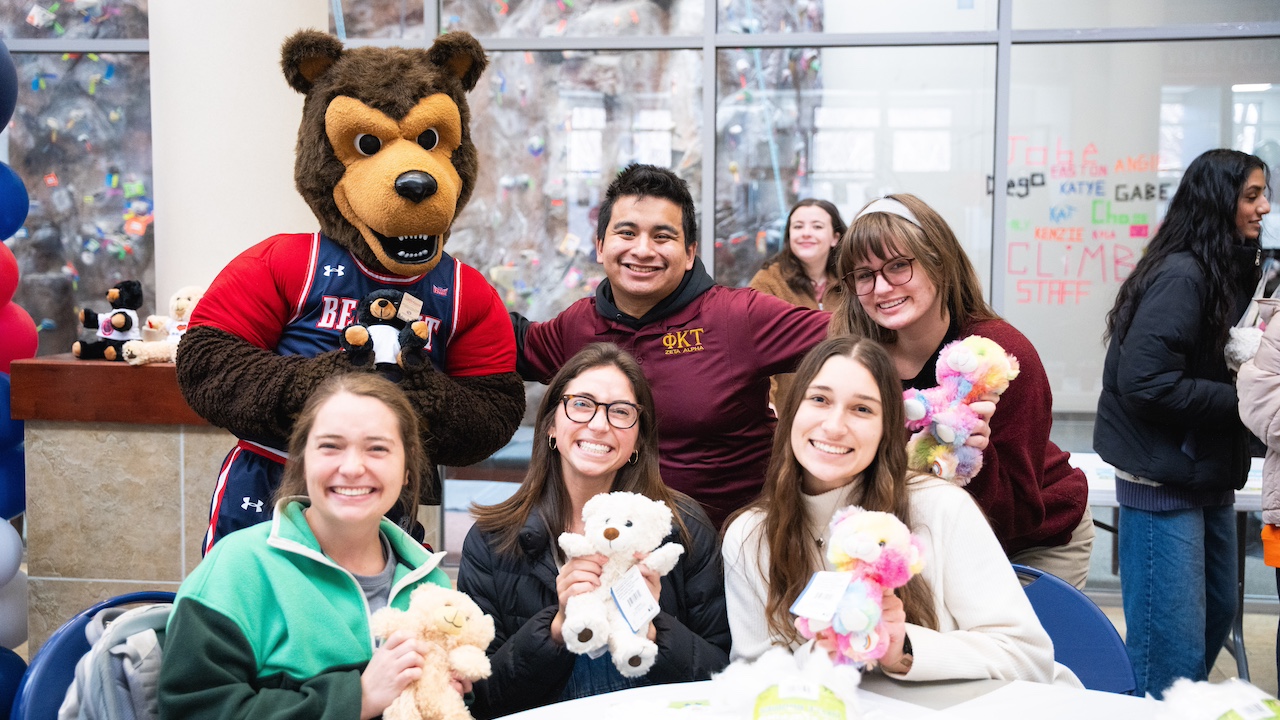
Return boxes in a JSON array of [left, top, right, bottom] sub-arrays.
[[790, 571, 854, 623], [396, 292, 424, 323], [612, 565, 660, 634]]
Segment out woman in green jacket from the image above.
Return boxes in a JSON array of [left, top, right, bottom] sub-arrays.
[[159, 374, 458, 720]]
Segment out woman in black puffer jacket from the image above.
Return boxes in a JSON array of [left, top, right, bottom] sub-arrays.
[[458, 343, 729, 719], [1095, 148, 1270, 699]]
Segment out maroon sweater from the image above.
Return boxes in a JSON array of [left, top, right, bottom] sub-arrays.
[[520, 285, 830, 528], [904, 318, 1088, 554]]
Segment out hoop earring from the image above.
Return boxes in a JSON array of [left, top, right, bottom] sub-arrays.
[[628, 451, 639, 465], [548, 436, 558, 451]]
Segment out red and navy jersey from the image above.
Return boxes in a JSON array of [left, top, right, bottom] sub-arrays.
[[189, 233, 513, 377]]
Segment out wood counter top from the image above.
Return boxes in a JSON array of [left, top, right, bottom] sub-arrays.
[[9, 354, 208, 425]]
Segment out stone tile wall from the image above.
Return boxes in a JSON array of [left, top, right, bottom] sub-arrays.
[[24, 422, 232, 652]]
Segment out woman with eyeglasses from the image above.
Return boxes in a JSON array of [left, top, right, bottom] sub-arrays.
[[829, 194, 1092, 588], [457, 343, 730, 719]]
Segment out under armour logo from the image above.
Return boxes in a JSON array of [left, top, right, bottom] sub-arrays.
[[242, 497, 264, 512], [323, 264, 345, 277]]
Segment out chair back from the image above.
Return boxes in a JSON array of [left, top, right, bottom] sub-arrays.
[[1013, 564, 1136, 695], [10, 591, 176, 720]]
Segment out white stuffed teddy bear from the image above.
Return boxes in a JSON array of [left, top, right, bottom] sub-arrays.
[[122, 284, 205, 365], [557, 491, 684, 677]]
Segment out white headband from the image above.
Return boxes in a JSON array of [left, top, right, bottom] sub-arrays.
[[855, 197, 922, 229]]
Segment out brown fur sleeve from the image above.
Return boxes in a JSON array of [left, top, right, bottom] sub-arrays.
[[175, 325, 370, 447], [398, 366, 525, 468]]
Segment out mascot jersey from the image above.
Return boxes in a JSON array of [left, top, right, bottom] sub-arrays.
[[190, 232, 512, 553]]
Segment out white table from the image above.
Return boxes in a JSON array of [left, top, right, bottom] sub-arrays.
[[1073, 451, 1264, 681], [498, 676, 1162, 719]]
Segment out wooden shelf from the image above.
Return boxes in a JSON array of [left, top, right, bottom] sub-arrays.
[[9, 354, 207, 426]]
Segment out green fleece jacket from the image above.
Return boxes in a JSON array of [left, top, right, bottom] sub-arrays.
[[158, 499, 450, 720]]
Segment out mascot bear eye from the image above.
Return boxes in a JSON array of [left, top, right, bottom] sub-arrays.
[[355, 134, 382, 156], [417, 129, 439, 151]]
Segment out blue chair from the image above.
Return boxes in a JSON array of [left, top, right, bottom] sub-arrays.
[[10, 591, 175, 720], [1012, 564, 1136, 695]]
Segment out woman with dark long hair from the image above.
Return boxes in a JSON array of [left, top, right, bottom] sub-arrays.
[[1096, 148, 1270, 698], [458, 343, 729, 718], [723, 336, 1078, 684], [750, 198, 848, 407], [829, 194, 1093, 588]]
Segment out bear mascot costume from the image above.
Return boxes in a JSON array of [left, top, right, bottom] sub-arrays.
[[176, 31, 524, 553]]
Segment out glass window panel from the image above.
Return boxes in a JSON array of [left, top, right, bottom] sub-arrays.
[[441, 0, 703, 38], [1004, 39, 1280, 412], [330, 0, 423, 41], [0, 0, 147, 40], [714, 45, 995, 290], [719, 0, 996, 34], [7, 52, 154, 355], [1014, 0, 1280, 29], [446, 49, 702, 322]]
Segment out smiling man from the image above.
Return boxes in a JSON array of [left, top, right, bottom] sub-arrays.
[[511, 165, 831, 527]]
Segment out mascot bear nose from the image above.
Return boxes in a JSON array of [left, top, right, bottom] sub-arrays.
[[603, 527, 620, 541], [395, 171, 437, 203]]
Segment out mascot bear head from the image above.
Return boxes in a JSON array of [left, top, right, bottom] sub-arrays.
[[280, 31, 487, 277]]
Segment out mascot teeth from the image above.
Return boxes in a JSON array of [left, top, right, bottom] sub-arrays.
[[373, 230, 439, 263]]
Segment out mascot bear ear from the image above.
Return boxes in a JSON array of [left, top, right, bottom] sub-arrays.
[[427, 31, 488, 92], [281, 30, 345, 94]]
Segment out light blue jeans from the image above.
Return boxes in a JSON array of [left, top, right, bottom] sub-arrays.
[[1119, 504, 1236, 699]]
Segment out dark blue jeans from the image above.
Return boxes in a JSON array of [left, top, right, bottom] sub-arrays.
[[1119, 503, 1236, 699]]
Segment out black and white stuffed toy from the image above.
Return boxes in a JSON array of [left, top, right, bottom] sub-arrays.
[[73, 280, 144, 361], [339, 289, 432, 373]]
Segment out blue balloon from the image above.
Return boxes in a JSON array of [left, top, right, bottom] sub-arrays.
[[0, 163, 27, 242], [0, 39, 14, 131], [0, 374, 20, 450], [0, 447, 22, 521], [0, 646, 26, 717]]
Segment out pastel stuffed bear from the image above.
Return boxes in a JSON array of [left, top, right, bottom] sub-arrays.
[[795, 507, 925, 667], [902, 335, 1020, 485], [370, 584, 496, 720], [557, 491, 685, 677]]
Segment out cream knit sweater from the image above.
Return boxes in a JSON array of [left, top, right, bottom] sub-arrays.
[[722, 475, 1081, 686]]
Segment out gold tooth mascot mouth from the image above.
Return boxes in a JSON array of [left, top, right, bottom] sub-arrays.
[[175, 31, 524, 551]]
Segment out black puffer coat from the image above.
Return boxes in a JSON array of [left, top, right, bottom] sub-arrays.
[[1094, 249, 1257, 491], [457, 497, 731, 719]]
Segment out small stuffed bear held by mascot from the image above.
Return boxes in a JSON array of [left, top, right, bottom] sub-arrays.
[[121, 284, 204, 365], [339, 288, 432, 373], [557, 491, 685, 677], [371, 584, 495, 720], [902, 335, 1019, 485], [73, 279, 144, 361], [176, 30, 525, 554]]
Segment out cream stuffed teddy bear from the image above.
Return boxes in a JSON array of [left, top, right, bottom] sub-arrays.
[[370, 584, 495, 720], [122, 284, 205, 365], [557, 491, 684, 677]]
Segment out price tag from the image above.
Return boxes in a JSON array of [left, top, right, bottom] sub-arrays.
[[611, 565, 660, 634], [789, 571, 853, 623], [396, 292, 424, 323]]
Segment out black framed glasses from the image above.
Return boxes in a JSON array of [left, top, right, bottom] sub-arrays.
[[560, 395, 642, 429], [846, 257, 916, 296]]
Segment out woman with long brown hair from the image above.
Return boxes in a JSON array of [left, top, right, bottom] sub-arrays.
[[829, 194, 1092, 588], [458, 343, 729, 718], [723, 336, 1077, 684]]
